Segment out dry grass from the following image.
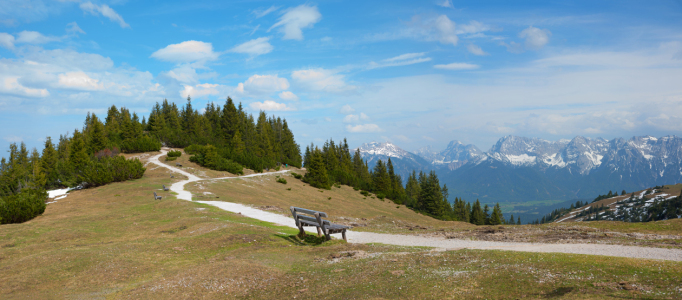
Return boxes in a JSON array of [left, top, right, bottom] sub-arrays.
[[187, 171, 477, 234], [1, 151, 681, 299]]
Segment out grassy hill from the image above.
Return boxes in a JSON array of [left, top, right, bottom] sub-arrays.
[[1, 151, 681, 299]]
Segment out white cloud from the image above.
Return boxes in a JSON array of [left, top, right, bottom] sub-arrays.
[[231, 37, 273, 56], [519, 26, 551, 50], [15, 31, 60, 44], [0, 33, 14, 49], [467, 44, 488, 56], [324, 117, 332, 122], [254, 6, 279, 18], [57, 71, 104, 91], [66, 22, 85, 35], [79, 2, 130, 28], [346, 124, 383, 133], [401, 16, 489, 47], [368, 52, 432, 69], [236, 74, 289, 95], [433, 62, 480, 70], [279, 91, 299, 101], [0, 77, 49, 97], [291, 68, 354, 93], [3, 135, 23, 143], [343, 112, 370, 123], [151, 41, 219, 63], [269, 5, 321, 40], [161, 64, 199, 85], [181, 83, 222, 99], [437, 0, 454, 8], [339, 104, 355, 114], [501, 41, 524, 54], [250, 100, 294, 111]]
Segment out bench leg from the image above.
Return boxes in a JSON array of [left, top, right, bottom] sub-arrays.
[[316, 226, 322, 237], [342, 230, 347, 242], [298, 225, 305, 237], [324, 230, 331, 241]]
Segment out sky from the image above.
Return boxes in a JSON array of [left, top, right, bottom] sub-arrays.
[[1, 0, 682, 159]]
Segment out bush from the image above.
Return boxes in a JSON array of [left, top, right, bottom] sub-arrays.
[[376, 193, 386, 200], [0, 188, 47, 224], [291, 172, 303, 179], [276, 178, 287, 184], [120, 135, 161, 153], [188, 144, 244, 175], [167, 150, 182, 157], [165, 156, 177, 161], [81, 156, 146, 188], [360, 190, 370, 197]]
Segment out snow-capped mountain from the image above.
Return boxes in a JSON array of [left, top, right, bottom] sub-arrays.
[[359, 135, 682, 203], [416, 141, 483, 171], [356, 142, 432, 181]]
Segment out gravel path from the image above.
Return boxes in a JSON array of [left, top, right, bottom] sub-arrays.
[[149, 150, 682, 262]]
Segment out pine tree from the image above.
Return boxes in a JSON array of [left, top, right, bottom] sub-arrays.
[[489, 203, 503, 225], [517, 216, 521, 225], [303, 148, 330, 189], [69, 130, 89, 183], [232, 130, 245, 155], [372, 160, 391, 195], [41, 137, 58, 188], [29, 148, 46, 189], [470, 200, 485, 225], [483, 204, 490, 225], [88, 114, 107, 154]]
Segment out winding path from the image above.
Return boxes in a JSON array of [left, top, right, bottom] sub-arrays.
[[149, 150, 682, 262]]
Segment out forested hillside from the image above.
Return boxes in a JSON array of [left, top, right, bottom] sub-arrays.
[[0, 96, 301, 224], [147, 97, 301, 172]]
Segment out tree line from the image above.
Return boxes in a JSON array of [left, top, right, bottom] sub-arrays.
[[0, 106, 150, 224], [302, 139, 507, 225], [146, 97, 301, 172]]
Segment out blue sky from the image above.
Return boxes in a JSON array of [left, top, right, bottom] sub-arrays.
[[1, 0, 682, 158]]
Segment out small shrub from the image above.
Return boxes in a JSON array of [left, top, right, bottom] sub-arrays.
[[287, 188, 291, 191], [319, 190, 323, 193], [396, 206, 400, 209], [276, 178, 287, 184], [291, 172, 303, 179], [334, 183, 341, 188], [167, 150, 182, 157], [376, 193, 386, 200], [360, 190, 370, 197], [165, 156, 177, 161], [353, 187, 359, 191], [327, 197, 331, 200]]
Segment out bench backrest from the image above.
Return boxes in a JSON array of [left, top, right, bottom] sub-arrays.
[[290, 206, 330, 227]]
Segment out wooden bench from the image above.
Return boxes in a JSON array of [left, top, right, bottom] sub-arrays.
[[175, 163, 182, 167], [290, 206, 350, 241], [163, 184, 170, 191], [153, 192, 162, 200]]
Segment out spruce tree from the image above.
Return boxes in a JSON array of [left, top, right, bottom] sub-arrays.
[[303, 148, 330, 189], [470, 200, 485, 225], [372, 160, 391, 195], [517, 216, 521, 225], [88, 114, 107, 154], [489, 203, 503, 225], [41, 137, 58, 188], [69, 130, 89, 183]]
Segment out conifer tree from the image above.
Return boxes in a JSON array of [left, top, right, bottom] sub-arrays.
[[489, 203, 503, 225], [69, 130, 89, 183], [517, 216, 521, 225], [303, 148, 331, 189], [470, 200, 485, 225], [41, 137, 59, 188], [372, 160, 391, 195], [88, 114, 107, 154], [483, 204, 490, 225]]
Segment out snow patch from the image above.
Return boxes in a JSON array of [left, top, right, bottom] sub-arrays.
[[506, 154, 536, 165], [48, 188, 69, 198]]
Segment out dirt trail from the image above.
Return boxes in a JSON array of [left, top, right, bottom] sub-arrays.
[[149, 150, 682, 262]]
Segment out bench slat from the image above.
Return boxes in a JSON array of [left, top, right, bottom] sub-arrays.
[[292, 207, 328, 218], [297, 215, 330, 225]]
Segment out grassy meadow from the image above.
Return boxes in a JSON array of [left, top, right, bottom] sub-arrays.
[[0, 152, 681, 299]]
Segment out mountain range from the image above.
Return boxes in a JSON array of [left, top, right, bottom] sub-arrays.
[[357, 135, 682, 203]]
